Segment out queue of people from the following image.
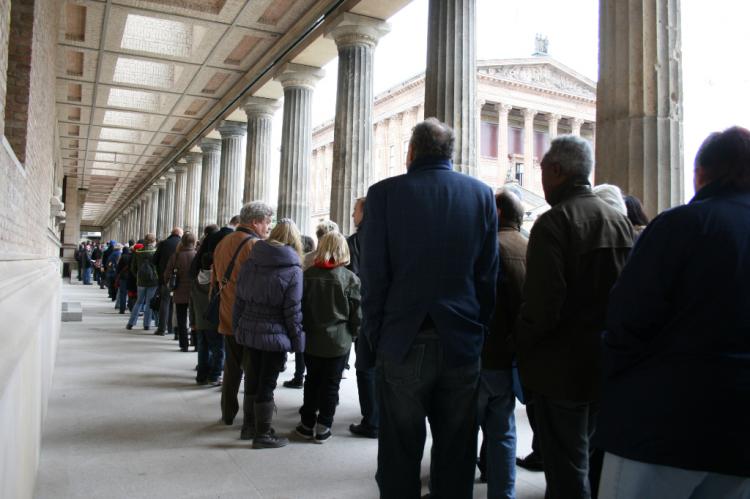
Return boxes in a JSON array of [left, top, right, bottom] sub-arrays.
[[81, 119, 749, 499]]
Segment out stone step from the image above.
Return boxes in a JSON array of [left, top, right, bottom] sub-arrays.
[[61, 302, 83, 322]]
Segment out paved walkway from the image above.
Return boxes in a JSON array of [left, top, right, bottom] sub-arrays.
[[36, 282, 545, 498]]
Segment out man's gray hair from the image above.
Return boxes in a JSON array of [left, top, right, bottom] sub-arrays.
[[239, 201, 274, 224], [410, 118, 455, 161], [543, 135, 593, 178]]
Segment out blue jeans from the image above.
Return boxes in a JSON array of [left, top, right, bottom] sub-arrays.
[[127, 286, 157, 328], [376, 329, 480, 499], [478, 369, 516, 499], [82, 267, 92, 284], [197, 329, 225, 382], [117, 276, 128, 312], [599, 453, 750, 499]]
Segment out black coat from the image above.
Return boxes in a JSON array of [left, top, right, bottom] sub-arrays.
[[153, 234, 181, 282], [191, 226, 234, 278], [595, 182, 750, 477], [346, 229, 361, 275]]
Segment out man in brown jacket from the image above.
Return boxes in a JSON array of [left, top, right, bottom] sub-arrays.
[[212, 201, 273, 426]]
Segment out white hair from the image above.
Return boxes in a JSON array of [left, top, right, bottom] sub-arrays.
[[240, 201, 274, 224], [592, 184, 627, 216], [543, 135, 593, 178]]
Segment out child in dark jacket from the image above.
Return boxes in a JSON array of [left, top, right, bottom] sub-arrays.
[[295, 232, 361, 443]]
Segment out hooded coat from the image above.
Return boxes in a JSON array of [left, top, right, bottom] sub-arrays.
[[232, 240, 304, 353]]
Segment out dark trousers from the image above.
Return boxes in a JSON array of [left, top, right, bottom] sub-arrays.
[[243, 347, 285, 403], [175, 302, 189, 350], [299, 353, 347, 428], [376, 329, 480, 499], [356, 366, 379, 429], [534, 395, 599, 499], [526, 393, 543, 457], [157, 285, 173, 334], [221, 335, 244, 423], [293, 352, 306, 380], [197, 329, 224, 382]]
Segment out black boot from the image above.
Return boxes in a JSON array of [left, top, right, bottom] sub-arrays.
[[240, 393, 256, 440], [178, 327, 189, 352], [252, 401, 288, 449]]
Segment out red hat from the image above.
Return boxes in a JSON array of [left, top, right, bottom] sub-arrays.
[[133, 243, 144, 250]]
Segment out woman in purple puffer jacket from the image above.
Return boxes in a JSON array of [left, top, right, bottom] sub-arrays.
[[233, 218, 305, 449]]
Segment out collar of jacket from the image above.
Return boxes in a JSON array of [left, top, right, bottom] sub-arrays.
[[407, 156, 453, 174], [546, 176, 592, 206], [691, 180, 743, 203], [236, 226, 260, 238]]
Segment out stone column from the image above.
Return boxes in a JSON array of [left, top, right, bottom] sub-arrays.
[[275, 63, 325, 236], [133, 205, 141, 239], [548, 113, 561, 139], [424, 0, 477, 176], [183, 152, 202, 235], [61, 181, 84, 277], [156, 179, 167, 239], [217, 121, 247, 227], [173, 164, 188, 229], [597, 0, 683, 216], [242, 96, 280, 205], [164, 171, 175, 233], [140, 195, 149, 237], [148, 185, 159, 236], [326, 13, 390, 235], [497, 103, 511, 183], [199, 138, 221, 232], [571, 118, 584, 137], [523, 108, 537, 170]]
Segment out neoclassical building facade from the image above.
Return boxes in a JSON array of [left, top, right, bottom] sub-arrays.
[[310, 54, 597, 225]]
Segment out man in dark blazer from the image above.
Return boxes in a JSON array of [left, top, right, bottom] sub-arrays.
[[360, 118, 499, 499], [153, 227, 183, 336]]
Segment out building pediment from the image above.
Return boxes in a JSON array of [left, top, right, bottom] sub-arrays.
[[479, 58, 596, 99]]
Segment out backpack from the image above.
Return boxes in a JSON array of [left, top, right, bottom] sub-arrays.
[[137, 254, 158, 285]]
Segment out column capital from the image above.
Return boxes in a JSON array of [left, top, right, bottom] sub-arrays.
[[275, 63, 325, 90], [155, 177, 167, 188], [217, 120, 247, 138], [148, 184, 160, 194], [241, 96, 281, 117], [548, 113, 562, 123], [496, 103, 512, 115], [326, 12, 391, 48], [199, 137, 221, 153], [523, 108, 538, 120], [184, 151, 202, 165], [172, 163, 188, 174], [571, 117, 586, 126]]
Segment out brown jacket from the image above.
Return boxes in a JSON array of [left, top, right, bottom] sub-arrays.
[[164, 246, 196, 305], [211, 227, 259, 335]]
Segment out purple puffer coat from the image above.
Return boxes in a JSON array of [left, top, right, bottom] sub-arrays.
[[232, 240, 305, 353]]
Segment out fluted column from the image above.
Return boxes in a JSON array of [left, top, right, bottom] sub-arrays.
[[164, 172, 175, 233], [242, 96, 280, 205], [497, 103, 511, 182], [424, 0, 477, 176], [217, 121, 247, 226], [134, 205, 141, 239], [523, 108, 539, 193], [199, 138, 221, 232], [139, 196, 149, 237], [275, 63, 325, 236], [156, 179, 167, 239], [184, 152, 202, 235], [326, 13, 390, 234], [548, 113, 561, 140], [173, 164, 188, 229], [597, 0, 683, 217], [148, 185, 159, 235], [571, 117, 584, 137]]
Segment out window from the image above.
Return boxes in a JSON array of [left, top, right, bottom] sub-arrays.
[[534, 131, 549, 161], [4, 0, 35, 164], [480, 121, 499, 158], [514, 162, 524, 185], [509, 127, 524, 155]]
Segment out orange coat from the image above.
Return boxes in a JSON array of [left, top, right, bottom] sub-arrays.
[[210, 228, 259, 335]]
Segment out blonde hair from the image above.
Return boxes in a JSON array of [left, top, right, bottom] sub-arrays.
[[268, 219, 303, 259], [314, 232, 350, 267], [144, 233, 156, 245]]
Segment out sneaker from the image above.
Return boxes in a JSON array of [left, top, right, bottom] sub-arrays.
[[349, 423, 378, 439], [516, 452, 544, 472], [295, 423, 314, 440], [314, 426, 332, 444], [282, 378, 304, 389], [210, 379, 222, 387], [125, 324, 133, 330]]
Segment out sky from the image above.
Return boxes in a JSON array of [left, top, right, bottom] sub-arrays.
[[269, 0, 750, 203]]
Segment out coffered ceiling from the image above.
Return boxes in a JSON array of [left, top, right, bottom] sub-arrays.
[[56, 0, 411, 226]]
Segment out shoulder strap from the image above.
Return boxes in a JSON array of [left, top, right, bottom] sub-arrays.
[[219, 235, 255, 287]]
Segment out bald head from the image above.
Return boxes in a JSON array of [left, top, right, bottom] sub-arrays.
[[171, 227, 183, 237]]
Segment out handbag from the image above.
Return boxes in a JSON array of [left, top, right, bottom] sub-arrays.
[[168, 267, 179, 291], [204, 235, 255, 326], [149, 292, 161, 312]]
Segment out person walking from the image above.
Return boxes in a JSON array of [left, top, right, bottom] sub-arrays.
[[295, 232, 361, 444], [164, 232, 196, 352], [233, 219, 305, 449], [360, 118, 499, 498], [126, 234, 159, 331]]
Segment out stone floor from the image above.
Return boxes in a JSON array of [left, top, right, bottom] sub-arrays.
[[36, 281, 546, 499]]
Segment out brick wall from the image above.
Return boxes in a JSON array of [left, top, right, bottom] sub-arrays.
[[0, 0, 59, 258], [4, 0, 34, 164]]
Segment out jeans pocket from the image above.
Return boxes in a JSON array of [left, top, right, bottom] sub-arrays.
[[383, 344, 425, 385]]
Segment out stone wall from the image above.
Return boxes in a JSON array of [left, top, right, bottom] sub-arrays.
[[0, 1, 62, 498]]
